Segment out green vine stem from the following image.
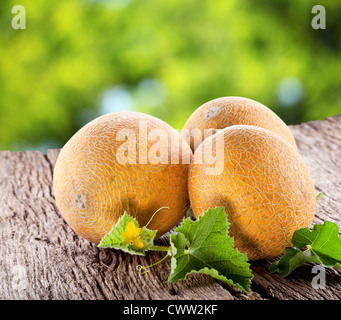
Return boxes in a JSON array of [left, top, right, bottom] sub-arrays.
[[137, 252, 170, 274]]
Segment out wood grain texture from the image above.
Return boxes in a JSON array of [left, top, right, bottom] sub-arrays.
[[1, 114, 341, 300]]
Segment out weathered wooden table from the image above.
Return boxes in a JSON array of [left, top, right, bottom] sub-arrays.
[[1, 115, 341, 300]]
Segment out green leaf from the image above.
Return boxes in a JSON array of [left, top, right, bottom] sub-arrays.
[[269, 247, 323, 277], [270, 220, 341, 277], [98, 212, 157, 255], [168, 207, 253, 292], [316, 192, 323, 200]]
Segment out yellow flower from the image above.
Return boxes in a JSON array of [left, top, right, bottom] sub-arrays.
[[121, 221, 144, 250]]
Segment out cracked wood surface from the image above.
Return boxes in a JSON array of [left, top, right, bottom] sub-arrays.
[[1, 114, 341, 300]]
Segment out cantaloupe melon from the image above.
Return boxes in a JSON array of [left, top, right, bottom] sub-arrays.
[[53, 111, 193, 244], [188, 125, 315, 260], [182, 97, 297, 152]]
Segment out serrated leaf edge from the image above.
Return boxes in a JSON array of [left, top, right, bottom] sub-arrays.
[[169, 207, 253, 292]]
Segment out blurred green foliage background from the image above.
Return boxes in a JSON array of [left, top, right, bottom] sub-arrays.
[[0, 0, 340, 152]]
